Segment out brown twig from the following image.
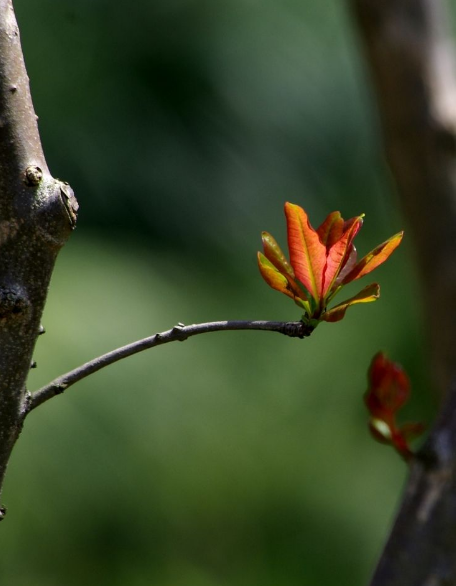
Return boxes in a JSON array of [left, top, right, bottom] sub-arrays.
[[28, 320, 311, 412]]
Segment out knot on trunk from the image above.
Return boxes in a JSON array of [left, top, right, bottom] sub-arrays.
[[0, 285, 29, 322], [33, 176, 79, 247]]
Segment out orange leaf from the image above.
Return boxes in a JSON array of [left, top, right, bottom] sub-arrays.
[[321, 283, 380, 323], [343, 231, 404, 283], [322, 216, 363, 298], [285, 202, 326, 301], [316, 211, 344, 249]]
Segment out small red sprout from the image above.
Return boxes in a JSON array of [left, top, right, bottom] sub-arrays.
[[365, 352, 425, 460], [257, 202, 403, 331]]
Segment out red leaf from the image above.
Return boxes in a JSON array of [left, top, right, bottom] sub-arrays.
[[365, 353, 424, 460], [322, 216, 363, 298], [316, 211, 344, 249], [285, 202, 327, 301], [368, 352, 410, 412]]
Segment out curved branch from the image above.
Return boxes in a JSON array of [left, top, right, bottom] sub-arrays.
[[28, 320, 311, 412]]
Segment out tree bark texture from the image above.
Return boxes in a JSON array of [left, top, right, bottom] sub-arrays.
[[349, 0, 456, 584], [0, 0, 77, 510], [350, 0, 456, 395]]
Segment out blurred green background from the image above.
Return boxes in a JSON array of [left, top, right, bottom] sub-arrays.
[[0, 1, 435, 584]]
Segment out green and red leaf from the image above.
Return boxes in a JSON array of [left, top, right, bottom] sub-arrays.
[[260, 233, 305, 300], [258, 202, 403, 328], [261, 232, 295, 278], [321, 283, 380, 323], [343, 231, 404, 284], [257, 252, 295, 300], [257, 252, 309, 311], [285, 202, 326, 301]]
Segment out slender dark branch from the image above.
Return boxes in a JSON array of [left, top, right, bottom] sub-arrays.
[[28, 320, 311, 412]]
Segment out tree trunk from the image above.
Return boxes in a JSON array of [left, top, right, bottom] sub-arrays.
[[0, 0, 77, 513], [349, 0, 456, 583]]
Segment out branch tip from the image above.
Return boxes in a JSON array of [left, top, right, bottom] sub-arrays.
[[280, 321, 314, 338]]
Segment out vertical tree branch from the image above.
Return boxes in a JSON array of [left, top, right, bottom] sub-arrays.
[[349, 0, 456, 583], [0, 0, 77, 512], [368, 386, 456, 586], [350, 0, 456, 394]]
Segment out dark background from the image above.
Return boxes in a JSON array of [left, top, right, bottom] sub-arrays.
[[1, 1, 436, 584]]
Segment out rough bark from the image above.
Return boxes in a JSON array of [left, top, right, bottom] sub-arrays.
[[349, 0, 456, 583], [370, 387, 456, 585], [350, 0, 456, 395], [0, 0, 77, 512]]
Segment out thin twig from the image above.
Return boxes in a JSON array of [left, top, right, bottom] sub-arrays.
[[28, 320, 311, 412]]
